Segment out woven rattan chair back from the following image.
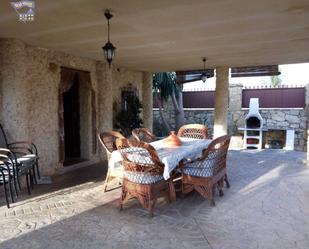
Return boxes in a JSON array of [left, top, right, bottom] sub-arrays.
[[116, 138, 164, 174], [98, 131, 125, 160], [177, 124, 208, 139], [116, 138, 171, 216], [132, 128, 156, 143], [200, 135, 231, 175], [180, 134, 231, 206]]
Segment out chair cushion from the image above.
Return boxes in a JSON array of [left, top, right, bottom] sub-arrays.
[[20, 154, 37, 159], [0, 165, 13, 180], [183, 159, 216, 177], [17, 154, 36, 167], [0, 173, 10, 182], [124, 171, 164, 184]]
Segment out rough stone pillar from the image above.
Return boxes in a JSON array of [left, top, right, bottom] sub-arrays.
[[0, 38, 30, 141], [96, 61, 113, 134], [213, 67, 229, 138], [229, 84, 242, 111], [142, 72, 153, 131], [305, 84, 309, 160]]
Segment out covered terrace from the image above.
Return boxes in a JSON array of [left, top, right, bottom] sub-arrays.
[[0, 0, 309, 248]]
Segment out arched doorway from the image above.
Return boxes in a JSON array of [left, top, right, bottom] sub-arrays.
[[59, 67, 96, 166]]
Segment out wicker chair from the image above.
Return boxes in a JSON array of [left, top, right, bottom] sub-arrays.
[[177, 124, 208, 139], [179, 135, 231, 206], [132, 128, 156, 143], [98, 131, 125, 192], [116, 138, 172, 216]]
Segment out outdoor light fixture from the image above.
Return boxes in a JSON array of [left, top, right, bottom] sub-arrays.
[[201, 57, 207, 83], [102, 9, 116, 67]]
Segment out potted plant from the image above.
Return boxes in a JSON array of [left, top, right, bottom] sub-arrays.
[[115, 94, 143, 137]]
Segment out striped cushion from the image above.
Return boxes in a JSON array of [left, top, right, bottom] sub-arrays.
[[183, 159, 216, 177], [17, 154, 36, 166], [124, 171, 164, 184]]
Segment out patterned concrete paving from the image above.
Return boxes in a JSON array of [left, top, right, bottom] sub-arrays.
[[0, 150, 309, 249]]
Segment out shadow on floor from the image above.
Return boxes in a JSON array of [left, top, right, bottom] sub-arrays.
[[0, 161, 109, 208], [0, 150, 309, 249]]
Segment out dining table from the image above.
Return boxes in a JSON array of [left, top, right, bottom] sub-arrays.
[[109, 137, 212, 180], [109, 136, 212, 201]]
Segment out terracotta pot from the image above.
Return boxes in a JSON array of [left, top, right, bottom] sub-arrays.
[[164, 131, 182, 147]]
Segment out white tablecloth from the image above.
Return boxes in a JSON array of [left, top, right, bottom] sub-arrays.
[[109, 137, 212, 180]]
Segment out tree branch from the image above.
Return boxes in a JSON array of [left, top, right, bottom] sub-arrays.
[[155, 91, 171, 132], [171, 91, 181, 114]]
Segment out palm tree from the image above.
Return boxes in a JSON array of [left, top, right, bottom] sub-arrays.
[[153, 72, 186, 133], [270, 75, 282, 87]]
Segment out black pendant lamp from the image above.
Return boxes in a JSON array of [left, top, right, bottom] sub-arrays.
[[102, 10, 116, 67], [201, 58, 207, 83]]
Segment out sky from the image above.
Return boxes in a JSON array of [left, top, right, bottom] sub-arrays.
[[182, 63, 309, 91]]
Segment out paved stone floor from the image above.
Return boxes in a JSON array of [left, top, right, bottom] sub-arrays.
[[0, 150, 309, 249]]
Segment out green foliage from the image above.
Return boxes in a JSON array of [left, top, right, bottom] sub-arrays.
[[153, 72, 180, 100], [153, 118, 169, 137], [115, 95, 143, 136], [152, 72, 186, 134], [270, 75, 282, 87]]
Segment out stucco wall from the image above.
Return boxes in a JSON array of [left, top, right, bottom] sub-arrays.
[[0, 38, 150, 176], [26, 44, 99, 175], [0, 39, 30, 143]]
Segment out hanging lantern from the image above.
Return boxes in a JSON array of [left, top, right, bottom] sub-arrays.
[[201, 57, 207, 83], [102, 10, 116, 67]]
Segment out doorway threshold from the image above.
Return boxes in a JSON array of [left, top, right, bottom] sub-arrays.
[[63, 158, 87, 167], [57, 158, 100, 176]]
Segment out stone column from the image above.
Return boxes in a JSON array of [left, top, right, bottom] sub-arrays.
[[213, 67, 229, 138], [96, 62, 113, 160], [96, 62, 113, 133], [229, 84, 242, 111], [229, 83, 243, 135], [142, 72, 153, 131], [0, 38, 30, 141]]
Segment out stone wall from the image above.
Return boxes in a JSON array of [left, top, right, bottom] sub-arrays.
[[0, 38, 152, 176], [153, 83, 308, 151]]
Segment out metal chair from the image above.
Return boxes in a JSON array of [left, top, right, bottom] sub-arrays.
[[98, 131, 125, 192], [116, 138, 172, 216], [0, 124, 40, 184], [177, 124, 208, 139], [132, 128, 156, 143], [179, 135, 231, 206], [0, 148, 34, 199], [0, 155, 16, 208]]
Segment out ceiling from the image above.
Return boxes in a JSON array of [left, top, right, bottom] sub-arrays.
[[1, 0, 309, 72]]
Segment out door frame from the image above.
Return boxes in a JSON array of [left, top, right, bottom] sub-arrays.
[[58, 67, 96, 164]]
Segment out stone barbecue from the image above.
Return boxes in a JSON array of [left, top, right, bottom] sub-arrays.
[[242, 98, 264, 149]]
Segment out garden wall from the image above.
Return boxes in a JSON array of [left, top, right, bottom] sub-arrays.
[[153, 84, 309, 151]]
